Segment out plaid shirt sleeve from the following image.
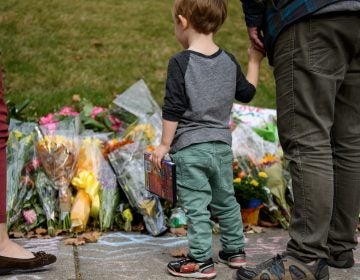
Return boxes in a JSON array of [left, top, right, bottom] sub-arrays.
[[240, 0, 266, 27]]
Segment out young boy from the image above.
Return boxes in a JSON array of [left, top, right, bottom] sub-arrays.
[[150, 0, 264, 278]]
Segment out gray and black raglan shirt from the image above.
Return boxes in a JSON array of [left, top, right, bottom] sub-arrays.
[[163, 49, 256, 153]]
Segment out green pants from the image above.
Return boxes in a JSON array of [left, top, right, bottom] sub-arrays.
[[171, 142, 245, 261]]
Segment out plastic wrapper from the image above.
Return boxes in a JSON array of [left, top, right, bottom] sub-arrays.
[[35, 169, 59, 236], [35, 124, 80, 230], [232, 124, 278, 163], [70, 190, 91, 232], [6, 122, 38, 228], [71, 138, 119, 232], [108, 141, 167, 236], [112, 79, 162, 145], [170, 207, 187, 228]]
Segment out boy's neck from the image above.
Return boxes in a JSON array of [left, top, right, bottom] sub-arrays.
[[187, 31, 219, 56]]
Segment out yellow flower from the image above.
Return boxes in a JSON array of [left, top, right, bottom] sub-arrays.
[[233, 178, 241, 184], [250, 179, 259, 187], [258, 172, 268, 178], [13, 130, 23, 140]]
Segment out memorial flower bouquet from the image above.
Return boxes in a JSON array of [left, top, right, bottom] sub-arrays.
[[233, 156, 268, 208], [35, 126, 80, 230]]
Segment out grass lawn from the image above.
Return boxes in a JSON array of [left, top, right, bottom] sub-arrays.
[[0, 0, 275, 119]]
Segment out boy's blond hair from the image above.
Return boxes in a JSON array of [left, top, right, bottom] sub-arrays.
[[173, 0, 227, 34]]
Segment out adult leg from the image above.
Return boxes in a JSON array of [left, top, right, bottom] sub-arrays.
[[327, 14, 360, 256], [0, 68, 34, 259], [273, 13, 357, 261]]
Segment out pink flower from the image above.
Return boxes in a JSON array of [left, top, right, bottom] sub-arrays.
[[108, 115, 122, 132], [59, 106, 79, 117], [23, 209, 37, 224], [31, 158, 41, 170], [39, 113, 57, 125], [42, 122, 58, 132], [91, 106, 105, 119]]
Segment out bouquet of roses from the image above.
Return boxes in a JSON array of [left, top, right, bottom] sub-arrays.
[[35, 125, 80, 230]]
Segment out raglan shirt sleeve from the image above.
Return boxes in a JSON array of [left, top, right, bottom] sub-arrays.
[[240, 0, 266, 27], [235, 61, 256, 103], [162, 56, 188, 122]]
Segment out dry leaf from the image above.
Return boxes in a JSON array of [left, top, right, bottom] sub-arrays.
[[170, 227, 187, 236], [12, 231, 25, 238], [64, 237, 86, 246], [35, 228, 47, 235], [80, 232, 101, 243], [170, 248, 188, 258]]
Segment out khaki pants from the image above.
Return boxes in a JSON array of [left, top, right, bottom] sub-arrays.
[[273, 12, 360, 261], [171, 142, 245, 261]]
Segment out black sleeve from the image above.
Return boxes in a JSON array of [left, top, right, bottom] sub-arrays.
[[162, 54, 189, 121], [234, 61, 256, 103]]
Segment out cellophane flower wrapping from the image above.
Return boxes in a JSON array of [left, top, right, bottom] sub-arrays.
[[71, 138, 119, 232], [35, 169, 59, 235], [109, 79, 166, 236], [108, 141, 167, 236], [6, 121, 39, 229], [35, 123, 80, 231]]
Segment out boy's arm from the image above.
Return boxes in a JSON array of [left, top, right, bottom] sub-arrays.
[[246, 46, 264, 88], [233, 47, 264, 103], [150, 54, 189, 169]]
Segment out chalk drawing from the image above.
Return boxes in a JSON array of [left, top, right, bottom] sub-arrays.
[[78, 232, 188, 261]]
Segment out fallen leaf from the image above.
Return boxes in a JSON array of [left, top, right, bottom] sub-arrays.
[[35, 228, 47, 235], [80, 232, 101, 243], [64, 237, 86, 246], [170, 247, 188, 258], [12, 232, 25, 238]]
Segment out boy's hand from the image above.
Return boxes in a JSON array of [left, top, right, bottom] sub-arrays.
[[248, 45, 265, 64], [150, 144, 171, 170]]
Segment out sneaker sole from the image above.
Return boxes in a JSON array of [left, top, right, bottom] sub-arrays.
[[218, 257, 246, 269], [168, 267, 217, 279]]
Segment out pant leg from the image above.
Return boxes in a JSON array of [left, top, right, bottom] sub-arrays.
[[172, 143, 214, 261], [209, 142, 245, 252], [0, 67, 8, 223], [273, 12, 359, 261], [328, 19, 360, 254]]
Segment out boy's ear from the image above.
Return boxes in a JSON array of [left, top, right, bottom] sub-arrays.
[[177, 15, 188, 30]]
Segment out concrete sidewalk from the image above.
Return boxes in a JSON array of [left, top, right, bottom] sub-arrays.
[[0, 228, 359, 280]]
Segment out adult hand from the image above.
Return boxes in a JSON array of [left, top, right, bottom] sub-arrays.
[[247, 27, 265, 53], [150, 144, 170, 170]]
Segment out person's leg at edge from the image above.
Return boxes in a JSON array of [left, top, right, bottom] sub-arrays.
[[274, 14, 353, 262], [0, 67, 35, 259], [237, 13, 359, 280], [327, 15, 360, 259]]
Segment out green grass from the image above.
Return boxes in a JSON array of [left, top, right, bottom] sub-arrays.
[[0, 0, 275, 119]]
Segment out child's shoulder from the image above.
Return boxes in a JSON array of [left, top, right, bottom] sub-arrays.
[[169, 50, 191, 62]]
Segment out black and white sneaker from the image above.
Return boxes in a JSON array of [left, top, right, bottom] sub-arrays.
[[218, 249, 246, 268], [167, 257, 216, 279]]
